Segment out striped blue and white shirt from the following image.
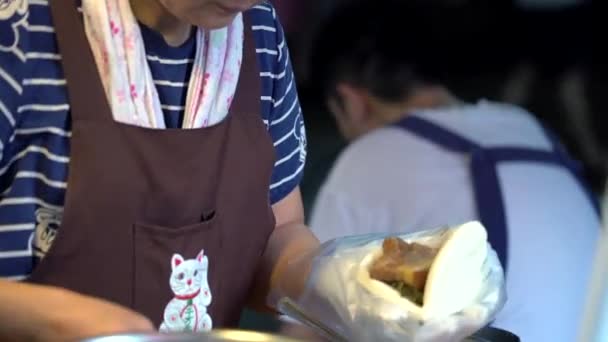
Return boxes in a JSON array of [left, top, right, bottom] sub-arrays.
[[0, 1, 306, 279]]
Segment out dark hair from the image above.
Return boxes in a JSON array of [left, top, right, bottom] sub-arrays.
[[310, 0, 444, 105]]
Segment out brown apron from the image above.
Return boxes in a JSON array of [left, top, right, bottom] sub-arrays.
[[27, 1, 276, 330]]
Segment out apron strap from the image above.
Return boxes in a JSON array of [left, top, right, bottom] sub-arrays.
[[396, 115, 601, 273], [208, 12, 261, 205], [396, 116, 508, 270], [394, 115, 481, 153], [538, 123, 601, 215], [470, 150, 508, 270], [50, 0, 113, 123]]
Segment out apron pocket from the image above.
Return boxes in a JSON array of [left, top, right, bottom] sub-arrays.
[[132, 213, 223, 331]]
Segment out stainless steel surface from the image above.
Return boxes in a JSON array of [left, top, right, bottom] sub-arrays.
[[466, 327, 520, 342], [80, 329, 302, 342], [277, 298, 346, 342], [463, 337, 491, 342], [276, 297, 520, 342]]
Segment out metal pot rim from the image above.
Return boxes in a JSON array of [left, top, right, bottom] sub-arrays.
[[80, 329, 303, 342]]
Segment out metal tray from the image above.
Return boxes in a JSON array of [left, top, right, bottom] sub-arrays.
[[81, 329, 302, 342]]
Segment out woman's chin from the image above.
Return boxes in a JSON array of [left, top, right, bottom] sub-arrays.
[[193, 13, 239, 30]]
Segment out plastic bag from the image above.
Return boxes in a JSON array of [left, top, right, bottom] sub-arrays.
[[286, 224, 506, 342]]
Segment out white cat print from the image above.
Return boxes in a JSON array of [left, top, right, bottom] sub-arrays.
[[159, 249, 212, 332]]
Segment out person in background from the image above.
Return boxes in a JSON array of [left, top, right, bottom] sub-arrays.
[[0, 0, 318, 340], [308, 1, 599, 341]]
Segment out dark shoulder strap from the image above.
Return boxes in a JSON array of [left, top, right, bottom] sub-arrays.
[[49, 1, 113, 122], [394, 116, 481, 152]]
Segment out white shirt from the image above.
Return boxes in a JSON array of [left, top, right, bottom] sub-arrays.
[[310, 101, 599, 342]]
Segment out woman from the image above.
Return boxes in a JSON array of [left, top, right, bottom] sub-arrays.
[[0, 0, 318, 340]]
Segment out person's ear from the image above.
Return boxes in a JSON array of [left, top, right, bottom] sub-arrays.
[[327, 97, 344, 119], [327, 96, 352, 140], [334, 83, 370, 124]]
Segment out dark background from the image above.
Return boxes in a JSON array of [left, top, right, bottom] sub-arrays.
[[274, 0, 603, 215]]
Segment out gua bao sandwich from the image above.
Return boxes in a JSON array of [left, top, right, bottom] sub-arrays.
[[358, 221, 490, 320], [370, 238, 437, 306]]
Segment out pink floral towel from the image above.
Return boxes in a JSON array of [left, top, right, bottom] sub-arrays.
[[81, 0, 243, 129]]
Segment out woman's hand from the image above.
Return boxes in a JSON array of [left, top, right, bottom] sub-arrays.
[[0, 280, 154, 341]]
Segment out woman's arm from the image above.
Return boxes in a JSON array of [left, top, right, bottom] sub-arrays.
[[249, 187, 320, 311], [0, 280, 154, 341], [246, 3, 319, 311]]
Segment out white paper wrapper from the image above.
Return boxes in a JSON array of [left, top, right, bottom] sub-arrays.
[[292, 224, 506, 342]]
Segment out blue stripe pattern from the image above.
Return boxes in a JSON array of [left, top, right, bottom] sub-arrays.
[[0, 1, 306, 278]]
